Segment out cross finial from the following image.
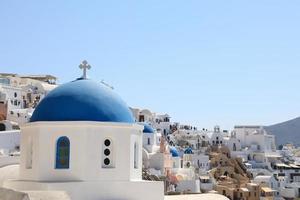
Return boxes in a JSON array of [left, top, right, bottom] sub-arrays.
[[79, 60, 91, 79]]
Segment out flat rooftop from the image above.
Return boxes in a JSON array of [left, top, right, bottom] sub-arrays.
[[234, 125, 262, 129]]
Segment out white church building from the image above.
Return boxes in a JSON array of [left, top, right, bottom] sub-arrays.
[[3, 61, 164, 200]]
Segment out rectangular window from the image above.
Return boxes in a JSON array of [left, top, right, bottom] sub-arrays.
[[26, 137, 33, 169], [139, 115, 145, 122], [134, 142, 138, 169]]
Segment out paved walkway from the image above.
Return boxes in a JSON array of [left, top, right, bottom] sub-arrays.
[[165, 194, 229, 200]]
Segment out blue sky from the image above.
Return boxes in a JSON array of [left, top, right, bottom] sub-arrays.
[[0, 1, 300, 130]]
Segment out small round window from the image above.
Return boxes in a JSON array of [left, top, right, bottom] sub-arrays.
[[102, 139, 114, 168], [104, 149, 110, 156], [104, 158, 110, 165], [104, 139, 111, 146]]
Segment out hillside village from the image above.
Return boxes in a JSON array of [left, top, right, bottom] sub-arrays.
[[1, 72, 300, 199]]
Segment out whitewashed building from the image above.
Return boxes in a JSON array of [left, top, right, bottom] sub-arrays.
[[3, 64, 164, 200], [233, 126, 276, 152], [130, 108, 171, 135], [0, 73, 57, 125]]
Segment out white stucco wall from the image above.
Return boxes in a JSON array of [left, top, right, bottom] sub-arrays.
[[172, 157, 181, 168], [210, 132, 224, 146], [19, 121, 143, 182], [0, 130, 20, 152], [3, 121, 165, 200], [192, 154, 210, 171], [176, 180, 200, 193], [226, 138, 242, 152], [143, 132, 156, 153], [5, 179, 164, 200]]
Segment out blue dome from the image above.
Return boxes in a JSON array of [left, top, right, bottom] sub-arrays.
[[30, 79, 134, 123], [184, 147, 193, 154], [139, 123, 155, 133], [170, 147, 179, 157]]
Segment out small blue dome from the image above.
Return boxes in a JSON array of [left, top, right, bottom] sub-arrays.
[[139, 123, 155, 133], [30, 79, 134, 123], [184, 147, 193, 154], [170, 147, 179, 157]]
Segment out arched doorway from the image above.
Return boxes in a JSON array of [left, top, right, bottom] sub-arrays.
[[233, 143, 237, 151], [0, 123, 5, 131]]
